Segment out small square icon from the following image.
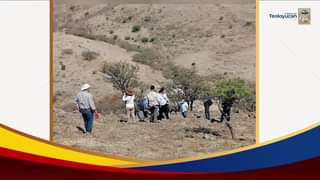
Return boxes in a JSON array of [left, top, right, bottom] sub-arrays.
[[298, 8, 311, 25]]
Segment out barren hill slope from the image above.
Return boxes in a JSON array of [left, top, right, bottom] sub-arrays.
[[54, 3, 256, 81]]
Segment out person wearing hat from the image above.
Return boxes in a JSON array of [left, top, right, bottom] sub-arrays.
[[122, 90, 136, 122], [75, 83, 97, 134]]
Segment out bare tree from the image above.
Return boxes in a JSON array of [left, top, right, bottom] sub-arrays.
[[102, 61, 139, 93]]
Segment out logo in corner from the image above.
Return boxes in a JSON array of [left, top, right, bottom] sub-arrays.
[[298, 8, 311, 25]]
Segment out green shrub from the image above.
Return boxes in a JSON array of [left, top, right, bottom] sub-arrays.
[[213, 79, 252, 99], [132, 25, 141, 32], [149, 37, 156, 42]]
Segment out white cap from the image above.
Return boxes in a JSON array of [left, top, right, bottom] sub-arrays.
[[81, 84, 91, 91]]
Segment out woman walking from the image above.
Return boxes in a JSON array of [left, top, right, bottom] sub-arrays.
[[122, 90, 136, 122]]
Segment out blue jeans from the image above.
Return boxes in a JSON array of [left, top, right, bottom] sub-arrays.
[[81, 109, 94, 133]]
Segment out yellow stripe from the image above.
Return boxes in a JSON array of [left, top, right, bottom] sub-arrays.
[[2, 0, 319, 169], [2, 121, 320, 168], [0, 125, 142, 167]]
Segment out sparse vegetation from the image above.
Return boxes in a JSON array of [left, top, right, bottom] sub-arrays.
[[81, 50, 99, 61], [101, 61, 140, 92], [59, 61, 66, 71], [149, 37, 156, 42], [54, 2, 256, 160], [141, 37, 149, 43], [132, 25, 141, 32], [132, 48, 162, 66]]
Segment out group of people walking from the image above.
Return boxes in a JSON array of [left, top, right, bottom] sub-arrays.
[[74, 83, 235, 134], [122, 85, 189, 123]]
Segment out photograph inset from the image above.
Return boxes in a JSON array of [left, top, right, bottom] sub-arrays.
[[53, 1, 256, 160], [298, 8, 311, 25]]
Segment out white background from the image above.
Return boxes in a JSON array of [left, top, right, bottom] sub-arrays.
[[260, 1, 320, 142], [0, 1, 319, 143], [0, 1, 50, 139]]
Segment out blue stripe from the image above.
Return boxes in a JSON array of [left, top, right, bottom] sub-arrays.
[[135, 126, 320, 172]]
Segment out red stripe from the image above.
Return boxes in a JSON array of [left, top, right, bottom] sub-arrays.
[[0, 147, 209, 174]]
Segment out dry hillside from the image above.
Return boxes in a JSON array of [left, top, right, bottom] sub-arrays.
[[53, 2, 256, 160]]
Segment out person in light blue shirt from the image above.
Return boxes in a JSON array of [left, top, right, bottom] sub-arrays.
[[180, 99, 189, 118]]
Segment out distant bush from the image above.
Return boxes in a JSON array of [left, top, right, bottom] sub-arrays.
[[60, 63, 66, 71], [113, 35, 118, 40], [149, 37, 156, 42], [132, 25, 141, 33], [132, 48, 162, 66], [144, 16, 151, 22], [213, 79, 252, 99], [61, 49, 73, 56], [81, 50, 99, 61], [124, 36, 131, 40], [69, 5, 76, 11], [101, 61, 140, 92], [141, 37, 149, 43], [109, 30, 114, 34], [118, 41, 141, 52], [96, 95, 125, 115]]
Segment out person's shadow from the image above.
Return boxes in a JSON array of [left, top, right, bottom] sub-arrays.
[[76, 126, 86, 134]]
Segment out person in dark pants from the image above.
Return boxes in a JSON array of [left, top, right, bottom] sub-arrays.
[[219, 90, 236, 123], [188, 95, 195, 112], [203, 95, 213, 120], [147, 85, 160, 122], [75, 84, 97, 134], [158, 88, 170, 120], [80, 109, 94, 133], [218, 90, 236, 139]]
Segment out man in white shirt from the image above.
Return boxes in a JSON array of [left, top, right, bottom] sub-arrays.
[[147, 85, 160, 122]]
